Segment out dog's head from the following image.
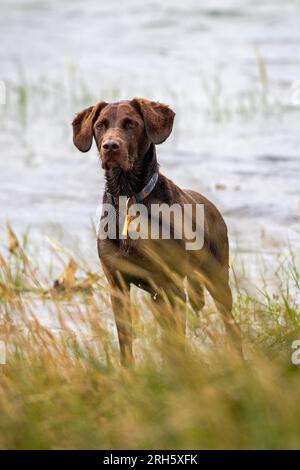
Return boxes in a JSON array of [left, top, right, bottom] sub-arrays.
[[72, 98, 175, 171]]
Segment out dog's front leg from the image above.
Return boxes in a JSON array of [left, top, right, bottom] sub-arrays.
[[110, 283, 133, 366]]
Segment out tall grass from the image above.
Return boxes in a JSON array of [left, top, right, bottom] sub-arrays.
[[1, 52, 285, 133], [0, 225, 299, 449]]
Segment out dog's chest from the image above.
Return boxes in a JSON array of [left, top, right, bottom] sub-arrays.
[[118, 237, 138, 255]]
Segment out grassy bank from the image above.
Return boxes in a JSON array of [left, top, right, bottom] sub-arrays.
[[0, 225, 299, 449]]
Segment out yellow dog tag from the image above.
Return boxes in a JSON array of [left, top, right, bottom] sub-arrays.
[[122, 214, 134, 236]]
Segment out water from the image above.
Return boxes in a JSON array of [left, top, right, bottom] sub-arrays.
[[0, 0, 299, 270]]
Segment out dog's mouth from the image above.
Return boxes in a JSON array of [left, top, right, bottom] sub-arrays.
[[102, 159, 119, 170], [101, 152, 133, 172]]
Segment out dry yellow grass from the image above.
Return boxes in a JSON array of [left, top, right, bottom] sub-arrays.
[[0, 225, 299, 449]]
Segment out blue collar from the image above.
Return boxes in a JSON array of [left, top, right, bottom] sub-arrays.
[[107, 172, 159, 205]]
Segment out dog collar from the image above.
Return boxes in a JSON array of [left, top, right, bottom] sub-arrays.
[[131, 171, 159, 204], [107, 172, 159, 206], [105, 172, 159, 237]]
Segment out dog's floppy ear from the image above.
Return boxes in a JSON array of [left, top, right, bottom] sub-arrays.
[[72, 101, 107, 152], [131, 98, 175, 145]]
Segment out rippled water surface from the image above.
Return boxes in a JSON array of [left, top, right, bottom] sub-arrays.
[[0, 0, 299, 266]]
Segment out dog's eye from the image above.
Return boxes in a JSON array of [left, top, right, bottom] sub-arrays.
[[123, 119, 137, 130], [96, 120, 108, 130]]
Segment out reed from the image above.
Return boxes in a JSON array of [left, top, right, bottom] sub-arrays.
[[0, 224, 299, 449]]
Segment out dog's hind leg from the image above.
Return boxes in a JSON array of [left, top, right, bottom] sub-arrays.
[[187, 272, 205, 314], [202, 265, 242, 355]]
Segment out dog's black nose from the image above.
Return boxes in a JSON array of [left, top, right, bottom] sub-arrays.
[[102, 140, 120, 152]]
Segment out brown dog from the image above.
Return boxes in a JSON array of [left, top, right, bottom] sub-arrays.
[[72, 98, 241, 365]]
